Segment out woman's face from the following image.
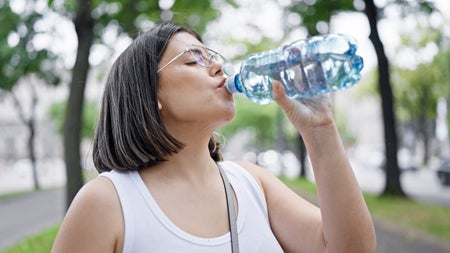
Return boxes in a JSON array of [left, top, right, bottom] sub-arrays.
[[157, 32, 235, 135]]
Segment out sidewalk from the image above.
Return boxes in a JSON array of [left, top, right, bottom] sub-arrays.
[[375, 217, 450, 253], [0, 188, 64, 250]]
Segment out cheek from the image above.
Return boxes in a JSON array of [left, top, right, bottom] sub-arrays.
[[158, 76, 185, 108], [158, 79, 209, 113], [158, 88, 198, 121]]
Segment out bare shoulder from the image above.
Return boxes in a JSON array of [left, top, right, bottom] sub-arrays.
[[233, 160, 278, 189], [65, 175, 121, 217], [52, 176, 123, 253], [76, 175, 120, 208]]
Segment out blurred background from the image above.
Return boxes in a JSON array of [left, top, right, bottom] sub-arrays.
[[0, 0, 449, 252]]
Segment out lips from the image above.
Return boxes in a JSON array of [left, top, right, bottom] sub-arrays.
[[217, 79, 226, 88]]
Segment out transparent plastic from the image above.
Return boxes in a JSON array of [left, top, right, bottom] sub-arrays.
[[224, 34, 364, 105]]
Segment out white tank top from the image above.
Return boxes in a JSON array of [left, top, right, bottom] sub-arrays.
[[100, 161, 284, 253]]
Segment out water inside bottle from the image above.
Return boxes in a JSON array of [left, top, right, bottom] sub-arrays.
[[239, 63, 275, 105], [239, 52, 362, 104], [231, 34, 364, 105], [238, 49, 284, 104]]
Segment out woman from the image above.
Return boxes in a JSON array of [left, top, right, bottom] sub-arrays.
[[52, 22, 376, 253]]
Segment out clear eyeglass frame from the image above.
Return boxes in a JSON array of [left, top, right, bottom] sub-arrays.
[[157, 45, 229, 73]]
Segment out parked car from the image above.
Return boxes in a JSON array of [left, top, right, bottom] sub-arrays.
[[437, 159, 450, 186]]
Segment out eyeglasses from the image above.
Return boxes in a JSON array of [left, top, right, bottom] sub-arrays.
[[157, 45, 228, 73]]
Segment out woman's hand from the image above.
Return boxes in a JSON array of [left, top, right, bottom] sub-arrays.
[[272, 81, 335, 133]]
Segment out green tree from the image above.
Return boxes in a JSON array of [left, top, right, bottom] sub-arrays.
[[393, 19, 446, 164], [48, 100, 100, 139], [0, 0, 60, 190], [220, 97, 281, 150], [434, 49, 450, 96], [394, 64, 438, 164], [393, 45, 450, 163]]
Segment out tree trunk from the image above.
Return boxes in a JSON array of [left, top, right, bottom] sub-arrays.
[[10, 84, 40, 190], [29, 84, 39, 190], [364, 0, 405, 196], [418, 89, 430, 165], [297, 134, 307, 178], [63, 0, 94, 210]]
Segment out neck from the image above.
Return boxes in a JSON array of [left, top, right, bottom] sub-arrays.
[[144, 134, 219, 183]]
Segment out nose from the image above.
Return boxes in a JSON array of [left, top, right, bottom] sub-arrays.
[[209, 61, 223, 77]]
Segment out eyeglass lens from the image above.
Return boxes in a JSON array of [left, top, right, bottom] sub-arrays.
[[189, 47, 224, 67]]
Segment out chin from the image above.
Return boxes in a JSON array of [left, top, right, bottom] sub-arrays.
[[224, 102, 236, 120], [215, 107, 235, 128]]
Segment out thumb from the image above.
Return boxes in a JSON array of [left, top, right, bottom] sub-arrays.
[[273, 81, 295, 111]]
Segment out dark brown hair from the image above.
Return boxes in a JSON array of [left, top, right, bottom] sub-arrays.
[[93, 22, 223, 173]]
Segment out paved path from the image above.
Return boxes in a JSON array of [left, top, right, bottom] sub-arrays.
[[0, 188, 64, 250], [1, 187, 450, 252], [375, 218, 450, 253]]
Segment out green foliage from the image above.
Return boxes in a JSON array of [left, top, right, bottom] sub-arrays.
[[399, 25, 443, 48], [359, 48, 450, 143], [219, 96, 280, 150], [170, 0, 218, 33], [433, 47, 450, 96], [0, 1, 60, 91], [390, 26, 450, 126], [48, 0, 228, 41], [429, 47, 450, 130], [392, 63, 439, 122], [218, 92, 358, 152], [391, 0, 436, 17], [48, 100, 100, 139], [289, 0, 355, 35]]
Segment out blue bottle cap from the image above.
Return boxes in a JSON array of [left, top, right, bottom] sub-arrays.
[[225, 74, 243, 94]]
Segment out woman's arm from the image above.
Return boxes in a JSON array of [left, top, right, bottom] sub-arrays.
[[242, 81, 376, 253], [51, 177, 123, 253]]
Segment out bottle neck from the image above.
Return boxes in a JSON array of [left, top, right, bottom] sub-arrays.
[[225, 74, 243, 94]]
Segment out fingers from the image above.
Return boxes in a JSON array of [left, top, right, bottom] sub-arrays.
[[273, 81, 294, 112]]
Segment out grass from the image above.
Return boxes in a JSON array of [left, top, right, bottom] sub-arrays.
[[281, 177, 450, 241], [2, 177, 449, 253], [363, 194, 450, 240], [0, 190, 34, 201], [0, 225, 59, 253]]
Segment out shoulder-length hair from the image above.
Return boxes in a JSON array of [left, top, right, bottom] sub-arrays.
[[93, 22, 223, 173]]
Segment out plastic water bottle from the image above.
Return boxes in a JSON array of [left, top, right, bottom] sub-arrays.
[[223, 34, 364, 105]]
